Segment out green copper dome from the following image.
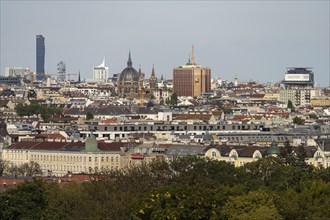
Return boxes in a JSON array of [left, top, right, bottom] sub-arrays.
[[266, 141, 280, 156]]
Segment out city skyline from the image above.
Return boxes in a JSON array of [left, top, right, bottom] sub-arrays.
[[0, 1, 329, 86]]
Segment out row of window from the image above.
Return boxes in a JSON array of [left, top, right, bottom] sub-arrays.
[[6, 152, 119, 163], [95, 124, 261, 132], [42, 164, 119, 173]]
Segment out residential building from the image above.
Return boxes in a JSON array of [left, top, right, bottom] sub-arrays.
[[280, 67, 317, 106], [2, 137, 129, 176]]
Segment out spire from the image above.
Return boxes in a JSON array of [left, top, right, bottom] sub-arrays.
[[187, 53, 191, 65], [191, 45, 195, 65], [78, 70, 81, 82], [127, 50, 132, 67], [151, 64, 155, 78]]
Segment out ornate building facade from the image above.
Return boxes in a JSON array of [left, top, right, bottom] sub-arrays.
[[117, 51, 143, 98]]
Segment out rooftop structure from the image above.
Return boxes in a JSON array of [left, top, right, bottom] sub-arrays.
[[282, 67, 314, 88]]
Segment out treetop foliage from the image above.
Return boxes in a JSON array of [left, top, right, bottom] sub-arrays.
[[14, 103, 62, 121], [0, 156, 329, 220]]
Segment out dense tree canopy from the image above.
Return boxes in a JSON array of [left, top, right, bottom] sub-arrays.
[[0, 156, 329, 220], [293, 116, 305, 125], [85, 111, 94, 120], [14, 104, 62, 121]]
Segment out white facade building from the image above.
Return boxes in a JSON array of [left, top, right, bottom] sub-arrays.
[[93, 57, 109, 83]]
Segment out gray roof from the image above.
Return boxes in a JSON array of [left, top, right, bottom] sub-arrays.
[[166, 145, 207, 156], [65, 107, 132, 116]]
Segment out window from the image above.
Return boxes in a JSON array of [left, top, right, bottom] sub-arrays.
[[211, 151, 216, 157], [89, 157, 92, 162]]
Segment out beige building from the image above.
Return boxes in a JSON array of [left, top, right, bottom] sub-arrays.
[[263, 93, 280, 100], [1, 138, 131, 176], [310, 98, 330, 107], [204, 142, 329, 168]]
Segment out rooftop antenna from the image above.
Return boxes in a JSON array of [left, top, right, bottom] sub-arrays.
[[191, 45, 195, 65]]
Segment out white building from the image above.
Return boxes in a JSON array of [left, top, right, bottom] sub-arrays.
[[93, 57, 109, 83]]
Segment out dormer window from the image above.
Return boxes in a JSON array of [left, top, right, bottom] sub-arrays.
[[211, 151, 216, 157]]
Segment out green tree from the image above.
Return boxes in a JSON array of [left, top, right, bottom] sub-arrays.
[[14, 104, 62, 122], [280, 141, 309, 169], [169, 93, 178, 106], [275, 180, 330, 220], [131, 183, 221, 220], [86, 112, 94, 120], [309, 113, 318, 119], [18, 161, 43, 177], [0, 178, 60, 220], [287, 100, 294, 111], [0, 159, 9, 176], [293, 116, 304, 125], [222, 190, 282, 220]]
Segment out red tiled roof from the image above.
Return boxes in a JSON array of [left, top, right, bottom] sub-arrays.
[[97, 142, 128, 151]]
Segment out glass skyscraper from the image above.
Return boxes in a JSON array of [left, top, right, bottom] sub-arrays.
[[36, 35, 45, 80], [57, 61, 66, 81]]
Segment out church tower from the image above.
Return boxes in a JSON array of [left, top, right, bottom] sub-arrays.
[[149, 64, 158, 92]]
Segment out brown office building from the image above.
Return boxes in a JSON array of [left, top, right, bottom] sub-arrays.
[[173, 46, 211, 97]]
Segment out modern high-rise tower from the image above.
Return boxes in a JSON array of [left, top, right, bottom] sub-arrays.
[[173, 46, 211, 97], [57, 61, 66, 81], [36, 35, 45, 80], [93, 57, 109, 83]]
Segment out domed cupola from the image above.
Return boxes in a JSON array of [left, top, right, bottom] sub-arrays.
[[266, 141, 280, 157], [118, 51, 139, 82]]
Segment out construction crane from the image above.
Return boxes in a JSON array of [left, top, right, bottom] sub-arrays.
[[67, 73, 77, 81], [45, 73, 63, 78]]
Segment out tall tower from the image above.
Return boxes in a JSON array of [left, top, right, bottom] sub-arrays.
[[93, 57, 109, 83], [149, 64, 158, 91], [173, 46, 211, 97], [57, 61, 66, 81], [36, 35, 45, 80], [191, 45, 195, 65]]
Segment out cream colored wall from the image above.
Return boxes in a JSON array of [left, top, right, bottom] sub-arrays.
[[193, 67, 201, 97], [2, 149, 121, 176], [263, 93, 280, 100]]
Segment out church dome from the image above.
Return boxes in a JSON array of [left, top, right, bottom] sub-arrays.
[[118, 51, 139, 82], [119, 66, 139, 82], [266, 141, 280, 156]]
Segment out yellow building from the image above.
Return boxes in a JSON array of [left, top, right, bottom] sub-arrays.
[[263, 93, 280, 100], [204, 143, 327, 168], [310, 98, 330, 107], [2, 137, 129, 176]]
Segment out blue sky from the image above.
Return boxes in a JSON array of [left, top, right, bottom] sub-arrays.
[[1, 1, 329, 86]]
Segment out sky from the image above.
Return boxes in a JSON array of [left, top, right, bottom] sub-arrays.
[[1, 1, 329, 86]]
